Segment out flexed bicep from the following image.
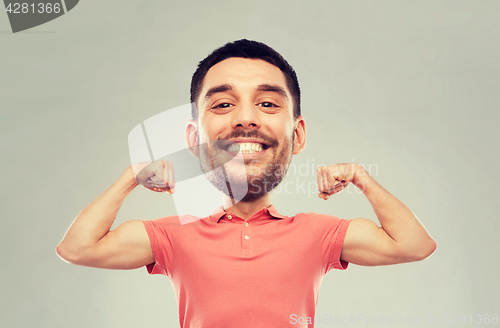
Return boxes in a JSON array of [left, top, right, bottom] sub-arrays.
[[341, 218, 405, 266], [72, 220, 154, 270]]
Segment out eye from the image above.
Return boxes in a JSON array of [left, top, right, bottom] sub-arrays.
[[257, 102, 278, 108], [210, 102, 234, 114], [213, 103, 233, 109], [257, 101, 281, 114]]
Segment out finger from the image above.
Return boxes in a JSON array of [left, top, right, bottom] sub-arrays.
[[149, 180, 167, 188], [167, 161, 176, 190], [331, 179, 344, 192], [140, 162, 165, 189], [317, 166, 323, 192], [335, 182, 348, 193], [162, 160, 167, 185], [324, 179, 345, 195], [318, 192, 330, 200], [149, 161, 167, 188], [333, 167, 344, 184], [154, 161, 164, 181], [322, 166, 329, 192], [165, 161, 176, 194]]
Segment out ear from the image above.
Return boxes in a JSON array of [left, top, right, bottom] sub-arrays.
[[185, 119, 199, 157], [292, 116, 306, 155]]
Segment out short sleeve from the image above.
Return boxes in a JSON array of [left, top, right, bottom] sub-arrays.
[[308, 213, 351, 274], [142, 216, 180, 276]]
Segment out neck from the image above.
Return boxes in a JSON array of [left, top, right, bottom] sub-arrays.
[[222, 194, 271, 220]]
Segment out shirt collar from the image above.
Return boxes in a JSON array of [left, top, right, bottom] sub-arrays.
[[209, 205, 285, 223]]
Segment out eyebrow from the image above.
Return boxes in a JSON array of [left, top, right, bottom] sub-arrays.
[[256, 84, 288, 99], [202, 83, 289, 103], [204, 84, 233, 101]]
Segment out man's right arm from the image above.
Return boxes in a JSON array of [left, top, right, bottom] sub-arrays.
[[56, 163, 172, 270]]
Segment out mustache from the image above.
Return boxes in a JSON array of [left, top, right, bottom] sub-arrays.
[[217, 129, 279, 148]]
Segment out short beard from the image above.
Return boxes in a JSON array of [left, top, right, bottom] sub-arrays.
[[198, 129, 294, 203], [240, 138, 292, 202]]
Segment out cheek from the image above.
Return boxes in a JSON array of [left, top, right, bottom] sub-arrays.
[[197, 123, 212, 141], [266, 117, 293, 133], [200, 118, 225, 140]]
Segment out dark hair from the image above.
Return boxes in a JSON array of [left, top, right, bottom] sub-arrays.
[[190, 39, 301, 120]]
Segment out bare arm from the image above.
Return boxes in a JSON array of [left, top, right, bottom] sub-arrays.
[[318, 164, 436, 266], [56, 162, 174, 269]]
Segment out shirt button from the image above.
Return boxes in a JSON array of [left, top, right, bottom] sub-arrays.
[[245, 222, 249, 227], [227, 215, 232, 219], [244, 235, 249, 240]]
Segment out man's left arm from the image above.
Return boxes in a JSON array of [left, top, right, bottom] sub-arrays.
[[317, 163, 437, 266]]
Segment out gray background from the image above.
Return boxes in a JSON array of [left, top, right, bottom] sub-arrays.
[[1, 1, 499, 327]]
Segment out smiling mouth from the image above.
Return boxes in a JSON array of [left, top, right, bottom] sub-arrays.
[[225, 142, 268, 153]]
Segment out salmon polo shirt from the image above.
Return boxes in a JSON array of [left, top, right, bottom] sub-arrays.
[[142, 205, 351, 328]]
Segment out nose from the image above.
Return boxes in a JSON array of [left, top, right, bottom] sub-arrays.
[[231, 102, 261, 129]]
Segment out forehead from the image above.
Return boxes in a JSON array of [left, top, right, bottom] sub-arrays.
[[201, 57, 289, 96]]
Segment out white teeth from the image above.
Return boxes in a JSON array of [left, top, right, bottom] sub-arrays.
[[227, 143, 264, 153]]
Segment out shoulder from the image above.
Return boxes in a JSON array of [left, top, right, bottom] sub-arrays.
[[143, 213, 212, 229], [143, 215, 182, 228], [293, 212, 346, 223], [291, 212, 350, 233]]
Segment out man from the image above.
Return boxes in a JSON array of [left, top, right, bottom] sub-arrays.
[[56, 40, 436, 327]]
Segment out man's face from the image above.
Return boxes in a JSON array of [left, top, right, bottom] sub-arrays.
[[192, 57, 305, 202]]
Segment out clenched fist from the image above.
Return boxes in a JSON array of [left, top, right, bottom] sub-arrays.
[[132, 160, 176, 194], [317, 163, 368, 200]]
